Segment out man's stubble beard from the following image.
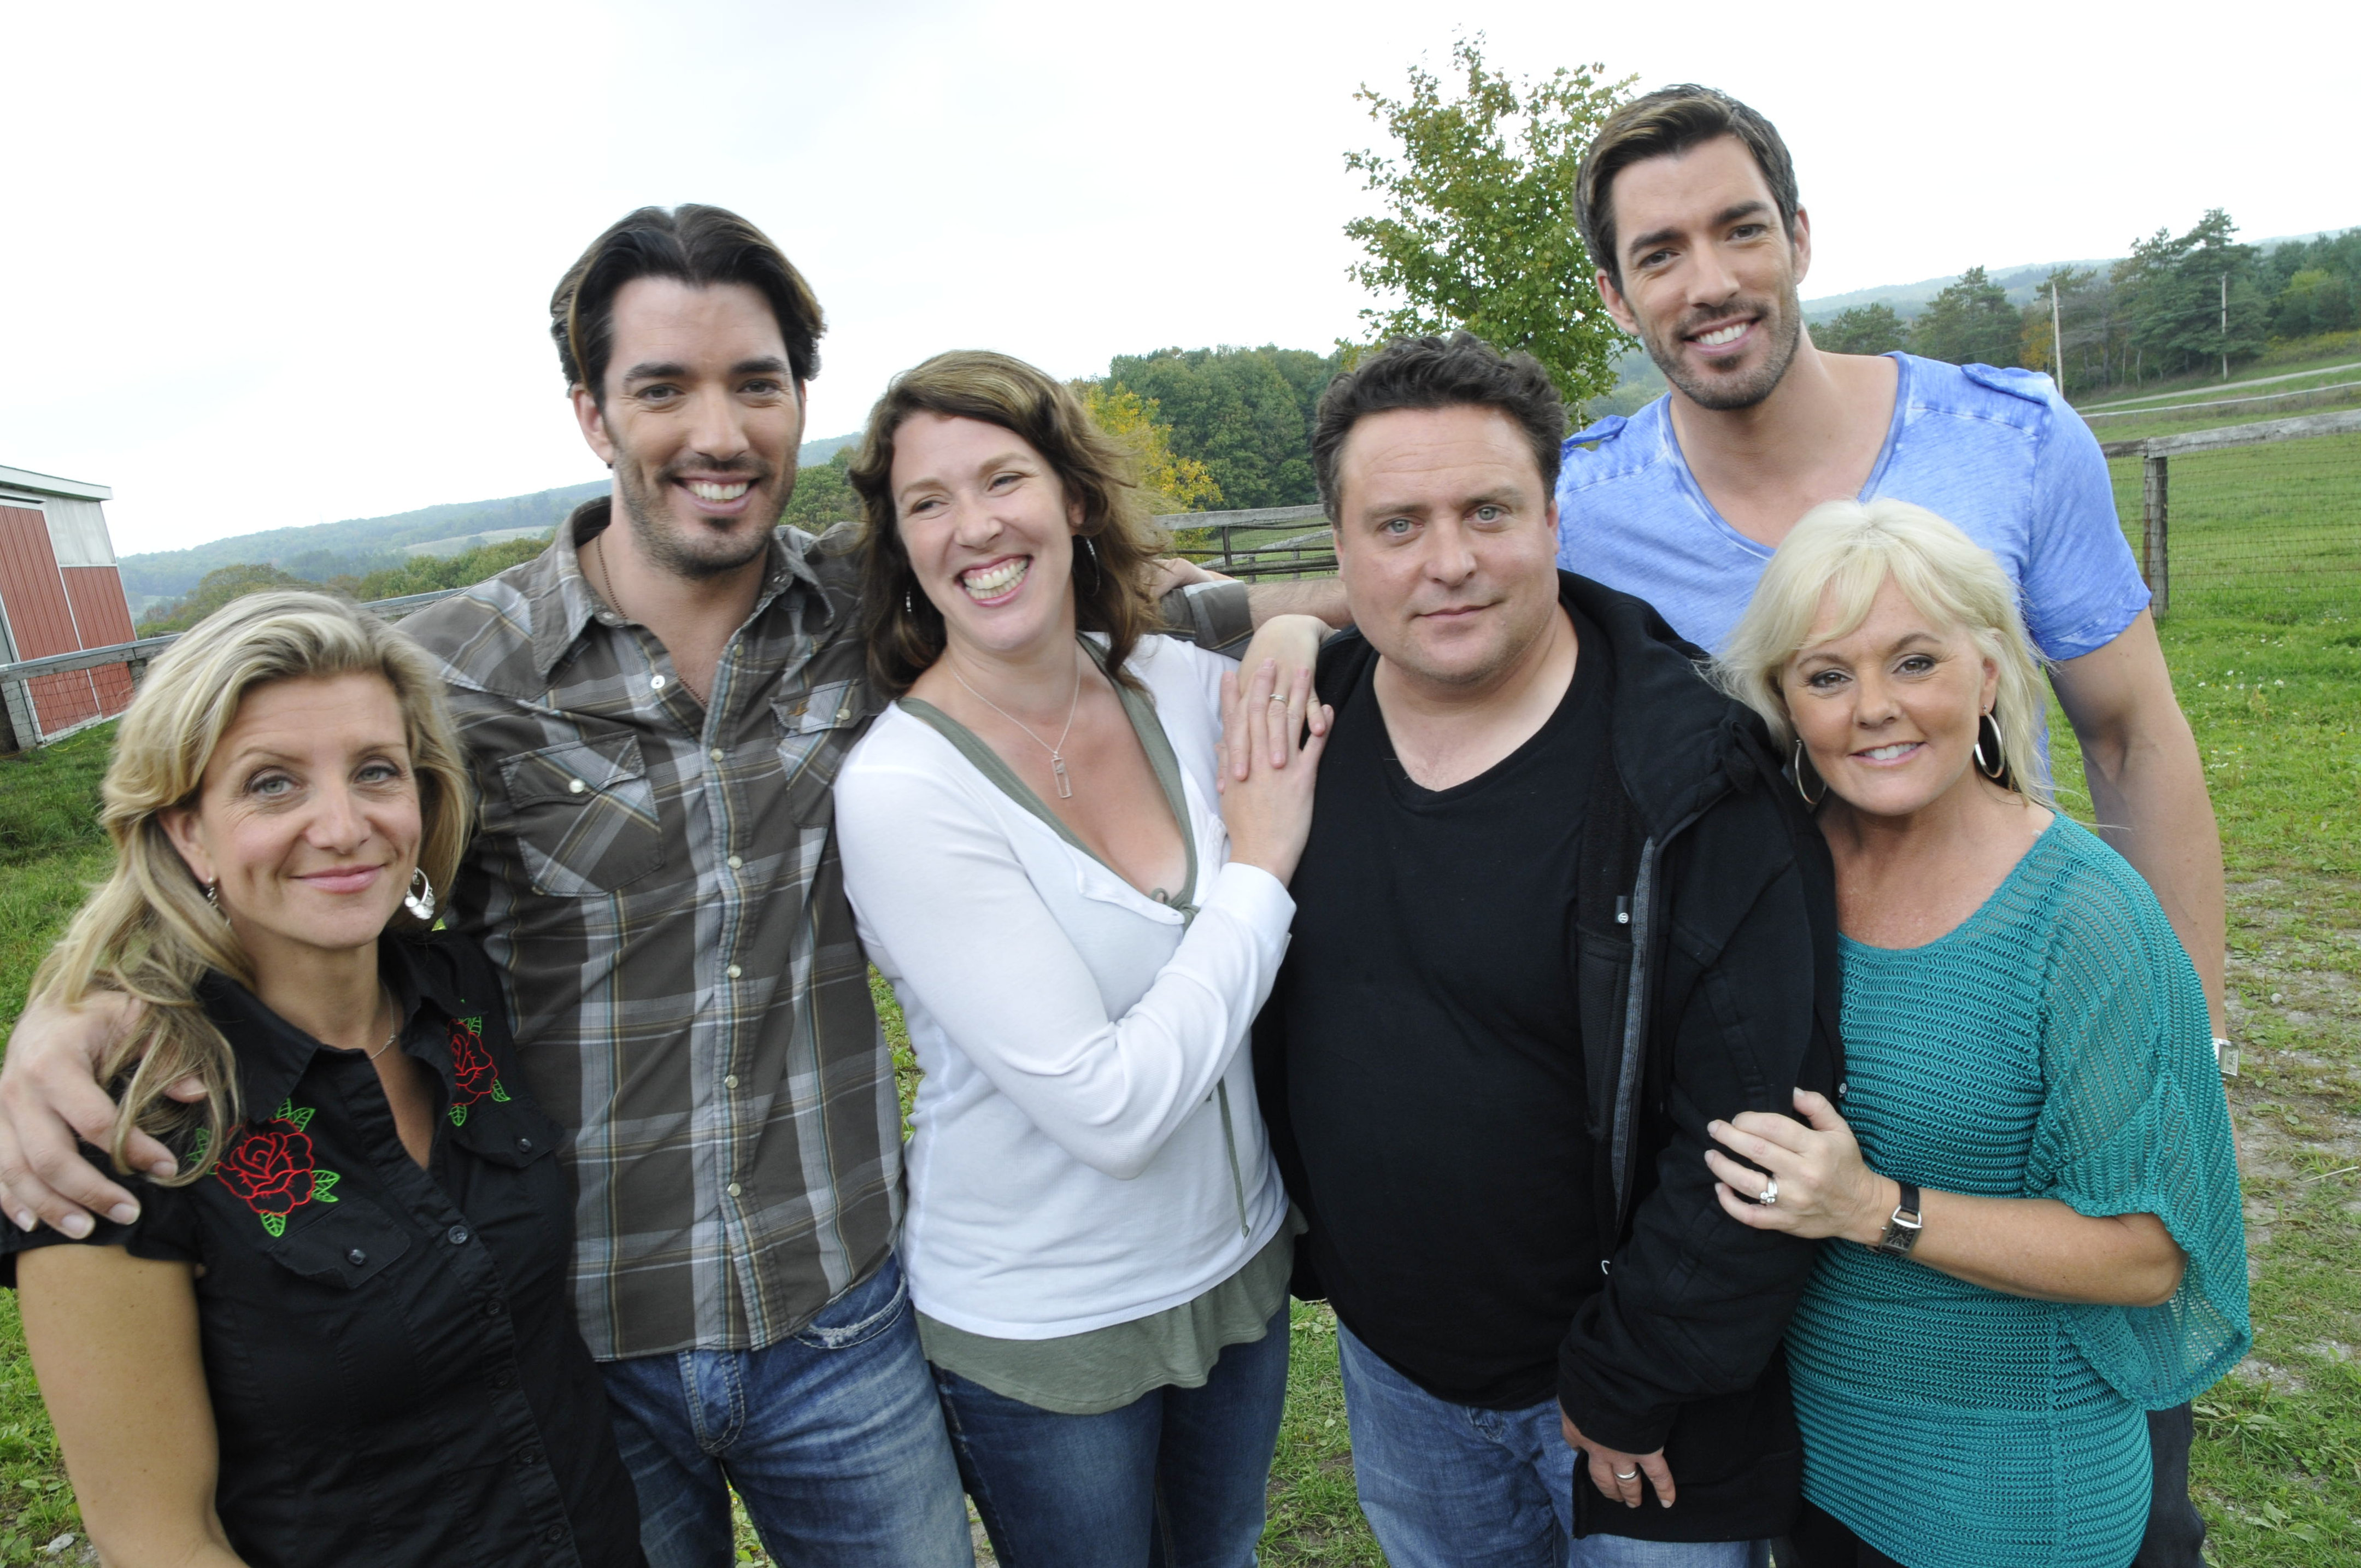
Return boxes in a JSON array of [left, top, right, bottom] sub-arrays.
[[1372, 577, 1561, 696], [1638, 275, 1807, 414], [614, 453, 791, 582]]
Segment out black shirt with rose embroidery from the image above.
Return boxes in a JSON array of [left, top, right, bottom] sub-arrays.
[[0, 933, 645, 1568]]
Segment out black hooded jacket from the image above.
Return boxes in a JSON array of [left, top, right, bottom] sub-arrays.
[[1255, 571, 1843, 1543]]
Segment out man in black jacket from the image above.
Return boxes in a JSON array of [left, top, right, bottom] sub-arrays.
[[1255, 332, 1841, 1565]]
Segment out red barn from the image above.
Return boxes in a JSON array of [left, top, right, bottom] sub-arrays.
[[0, 464, 138, 743]]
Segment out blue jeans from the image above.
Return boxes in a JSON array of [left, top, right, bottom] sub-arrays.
[[598, 1254, 971, 1568], [932, 1305, 1291, 1567], [1336, 1321, 1770, 1568]]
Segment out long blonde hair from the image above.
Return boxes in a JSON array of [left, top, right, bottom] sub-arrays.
[[33, 592, 474, 1182], [1712, 498, 2054, 809]]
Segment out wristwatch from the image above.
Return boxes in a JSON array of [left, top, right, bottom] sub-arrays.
[[1872, 1182, 1923, 1258]]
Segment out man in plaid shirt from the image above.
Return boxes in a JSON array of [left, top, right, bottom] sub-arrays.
[[0, 203, 1258, 1566]]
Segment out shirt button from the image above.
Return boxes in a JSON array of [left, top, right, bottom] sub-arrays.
[[345, 1248, 367, 1267], [492, 1367, 517, 1390], [710, 748, 725, 762], [650, 674, 667, 691], [447, 1224, 471, 1246], [567, 778, 586, 795], [726, 1182, 742, 1198], [482, 1299, 505, 1319], [724, 1074, 738, 1090], [726, 854, 743, 871], [544, 1525, 568, 1545], [726, 964, 742, 980], [516, 1446, 543, 1467], [515, 1136, 534, 1154]]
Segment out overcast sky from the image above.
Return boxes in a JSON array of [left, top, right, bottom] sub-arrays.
[[3, 0, 2345, 557]]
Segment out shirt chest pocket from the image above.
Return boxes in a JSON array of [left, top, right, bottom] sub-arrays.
[[265, 1192, 415, 1289], [771, 676, 871, 825], [497, 731, 665, 897]]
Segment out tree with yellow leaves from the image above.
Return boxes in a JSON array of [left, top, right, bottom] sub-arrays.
[[1078, 382, 1224, 515]]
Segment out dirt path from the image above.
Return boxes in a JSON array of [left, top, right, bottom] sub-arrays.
[[2218, 873, 2361, 1387]]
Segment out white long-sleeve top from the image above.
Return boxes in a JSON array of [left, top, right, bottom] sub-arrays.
[[835, 635, 1293, 1339]]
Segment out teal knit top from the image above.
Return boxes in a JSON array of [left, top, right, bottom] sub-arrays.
[[1787, 816, 2249, 1568]]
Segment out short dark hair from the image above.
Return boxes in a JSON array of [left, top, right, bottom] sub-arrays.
[[1577, 85, 1800, 290], [549, 204, 824, 402], [1311, 332, 1565, 520], [846, 351, 1167, 697]]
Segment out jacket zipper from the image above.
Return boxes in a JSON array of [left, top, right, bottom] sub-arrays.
[[1606, 801, 1715, 1250]]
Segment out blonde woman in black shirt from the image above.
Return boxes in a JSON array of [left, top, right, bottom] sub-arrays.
[[2, 592, 642, 1568]]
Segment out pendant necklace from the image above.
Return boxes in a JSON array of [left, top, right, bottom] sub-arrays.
[[951, 643, 1084, 800]]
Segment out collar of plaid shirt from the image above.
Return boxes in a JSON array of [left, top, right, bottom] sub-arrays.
[[396, 497, 902, 1360]]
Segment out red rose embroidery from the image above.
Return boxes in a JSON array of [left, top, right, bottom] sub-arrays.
[[213, 1100, 340, 1237], [447, 1016, 509, 1126]]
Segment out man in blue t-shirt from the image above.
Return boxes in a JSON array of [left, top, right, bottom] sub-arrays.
[[1560, 83, 2222, 1568]]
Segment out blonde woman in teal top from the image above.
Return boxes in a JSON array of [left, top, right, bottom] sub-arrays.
[[1705, 498, 2248, 1568]]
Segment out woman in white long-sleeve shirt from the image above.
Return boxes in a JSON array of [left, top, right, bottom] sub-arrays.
[[835, 350, 1332, 1568]]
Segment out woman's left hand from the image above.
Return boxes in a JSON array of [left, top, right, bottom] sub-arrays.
[[1705, 1089, 1891, 1244], [1226, 615, 1330, 780]]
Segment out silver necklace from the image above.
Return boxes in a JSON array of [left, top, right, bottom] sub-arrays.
[[950, 644, 1085, 800], [355, 989, 400, 1063]]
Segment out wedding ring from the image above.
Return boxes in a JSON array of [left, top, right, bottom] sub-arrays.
[[1614, 1469, 1640, 1482], [1757, 1177, 1779, 1207], [1268, 693, 1290, 703]]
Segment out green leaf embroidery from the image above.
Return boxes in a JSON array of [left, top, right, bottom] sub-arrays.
[[275, 1097, 316, 1134], [310, 1169, 341, 1204], [261, 1213, 286, 1238], [448, 1105, 468, 1127], [183, 1127, 212, 1173], [490, 1082, 510, 1103], [464, 1016, 484, 1034]]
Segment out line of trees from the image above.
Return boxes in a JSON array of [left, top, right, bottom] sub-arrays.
[[136, 536, 552, 635], [1814, 213, 2359, 391]]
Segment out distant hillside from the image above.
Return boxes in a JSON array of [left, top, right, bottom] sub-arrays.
[[1802, 229, 2346, 321], [119, 482, 607, 603], [119, 432, 862, 603]]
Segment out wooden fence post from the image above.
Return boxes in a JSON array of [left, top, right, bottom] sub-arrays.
[[0, 678, 34, 755], [2141, 450, 2170, 618]]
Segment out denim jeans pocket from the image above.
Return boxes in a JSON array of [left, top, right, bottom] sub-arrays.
[[790, 1257, 910, 1352]]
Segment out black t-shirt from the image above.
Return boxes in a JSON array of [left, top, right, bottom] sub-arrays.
[[1276, 607, 1610, 1410], [1, 935, 644, 1568]]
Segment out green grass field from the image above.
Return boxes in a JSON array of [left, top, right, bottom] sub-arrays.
[[0, 495, 2354, 1561]]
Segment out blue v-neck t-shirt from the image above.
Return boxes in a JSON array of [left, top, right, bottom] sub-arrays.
[[1553, 353, 2150, 663]]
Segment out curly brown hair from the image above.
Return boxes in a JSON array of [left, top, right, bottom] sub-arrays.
[[847, 351, 1167, 695]]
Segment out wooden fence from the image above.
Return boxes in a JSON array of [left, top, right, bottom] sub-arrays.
[[0, 588, 467, 753], [2098, 407, 2361, 617]]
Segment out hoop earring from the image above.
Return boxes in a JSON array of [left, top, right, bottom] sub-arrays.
[[1079, 535, 1099, 582], [204, 879, 223, 912], [1974, 710, 2007, 782], [403, 868, 437, 922], [1793, 739, 1827, 808]]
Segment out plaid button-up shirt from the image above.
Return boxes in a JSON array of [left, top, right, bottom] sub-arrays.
[[401, 500, 896, 1360]]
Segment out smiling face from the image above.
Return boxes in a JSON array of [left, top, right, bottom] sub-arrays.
[[1596, 135, 1810, 413], [574, 277, 804, 580], [891, 413, 1083, 662], [1781, 575, 2001, 821], [161, 673, 423, 974], [1331, 404, 1563, 694]]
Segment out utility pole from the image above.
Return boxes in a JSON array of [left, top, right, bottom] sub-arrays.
[[2221, 273, 2229, 380], [2051, 279, 2066, 398]]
